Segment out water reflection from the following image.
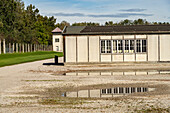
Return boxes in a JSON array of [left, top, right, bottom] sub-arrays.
[[65, 70, 170, 76], [63, 87, 153, 98]]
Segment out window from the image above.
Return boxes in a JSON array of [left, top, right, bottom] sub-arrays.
[[125, 40, 129, 53], [112, 40, 123, 53], [125, 87, 130, 93], [119, 87, 124, 93], [100, 39, 146, 54], [55, 38, 59, 42], [114, 88, 118, 94], [118, 40, 123, 53], [137, 87, 141, 92], [125, 40, 134, 53], [113, 40, 117, 53], [101, 40, 105, 53], [143, 88, 148, 92], [107, 88, 112, 94], [102, 89, 106, 94], [106, 40, 111, 53], [100, 40, 111, 53], [131, 87, 136, 93], [136, 40, 147, 53]]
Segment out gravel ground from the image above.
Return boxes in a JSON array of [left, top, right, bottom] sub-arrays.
[[0, 57, 170, 113]]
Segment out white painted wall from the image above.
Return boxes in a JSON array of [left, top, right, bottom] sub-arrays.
[[136, 35, 146, 39], [100, 36, 111, 39], [160, 35, 170, 61], [112, 54, 123, 62], [112, 36, 123, 40], [124, 35, 134, 39], [148, 35, 158, 61], [89, 36, 100, 62], [65, 36, 77, 62], [77, 36, 88, 62], [136, 54, 147, 61], [53, 35, 63, 52], [124, 54, 135, 61], [101, 55, 111, 62]]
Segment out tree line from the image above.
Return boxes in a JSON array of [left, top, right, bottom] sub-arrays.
[[57, 19, 169, 30], [0, 0, 56, 45], [0, 0, 169, 44]]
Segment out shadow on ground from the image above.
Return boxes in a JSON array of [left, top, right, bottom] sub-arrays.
[[43, 63, 64, 66]]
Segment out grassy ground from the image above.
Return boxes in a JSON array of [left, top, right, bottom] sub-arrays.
[[0, 51, 63, 67]]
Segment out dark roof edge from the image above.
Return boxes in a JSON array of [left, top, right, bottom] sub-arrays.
[[62, 31, 170, 36]]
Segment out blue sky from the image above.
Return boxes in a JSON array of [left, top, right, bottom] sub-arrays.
[[23, 0, 170, 24]]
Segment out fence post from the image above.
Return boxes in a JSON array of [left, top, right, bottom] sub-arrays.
[[12, 43, 14, 53], [0, 39, 1, 54], [22, 43, 24, 53], [16, 43, 18, 53]]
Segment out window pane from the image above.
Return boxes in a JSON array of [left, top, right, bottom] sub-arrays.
[[107, 88, 112, 94], [106, 40, 111, 53], [125, 87, 130, 93], [142, 40, 147, 52], [125, 40, 129, 53], [55, 38, 59, 42], [113, 40, 117, 53], [118, 40, 123, 53], [102, 89, 106, 94], [114, 88, 118, 94], [119, 87, 124, 93], [101, 40, 105, 53], [130, 40, 134, 53], [136, 40, 141, 52]]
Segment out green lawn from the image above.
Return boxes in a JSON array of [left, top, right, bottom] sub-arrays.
[[0, 51, 63, 67]]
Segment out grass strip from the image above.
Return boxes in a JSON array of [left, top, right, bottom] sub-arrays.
[[0, 51, 63, 67]]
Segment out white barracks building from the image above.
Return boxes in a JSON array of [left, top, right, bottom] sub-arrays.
[[52, 25, 170, 64]]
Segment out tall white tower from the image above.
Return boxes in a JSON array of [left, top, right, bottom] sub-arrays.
[[52, 27, 63, 52]]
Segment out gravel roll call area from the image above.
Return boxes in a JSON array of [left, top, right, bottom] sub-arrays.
[[0, 57, 170, 113]]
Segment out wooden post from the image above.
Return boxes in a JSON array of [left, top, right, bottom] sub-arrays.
[[0, 39, 1, 54], [22, 43, 24, 53], [3, 39, 6, 54], [12, 43, 14, 53], [16, 43, 18, 53]]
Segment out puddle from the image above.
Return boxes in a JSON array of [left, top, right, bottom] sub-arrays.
[[64, 70, 170, 76], [62, 87, 155, 98]]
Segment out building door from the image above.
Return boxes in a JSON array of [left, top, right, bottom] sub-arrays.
[[56, 46, 59, 51]]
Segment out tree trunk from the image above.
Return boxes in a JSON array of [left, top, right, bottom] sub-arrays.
[[3, 39, 6, 54], [22, 43, 24, 53], [19, 43, 21, 53], [30, 44, 32, 52], [9, 43, 11, 53], [16, 43, 18, 53], [12, 43, 15, 53], [0, 39, 1, 54]]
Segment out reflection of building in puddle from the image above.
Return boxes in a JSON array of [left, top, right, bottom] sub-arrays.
[[64, 87, 155, 98], [65, 70, 170, 76]]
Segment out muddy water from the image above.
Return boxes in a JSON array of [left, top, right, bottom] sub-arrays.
[[64, 70, 170, 76], [62, 87, 155, 98]]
